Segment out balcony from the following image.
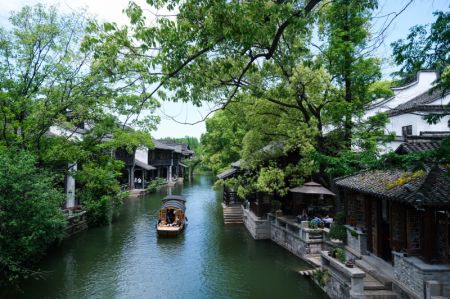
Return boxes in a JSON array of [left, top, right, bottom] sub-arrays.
[[148, 159, 173, 166]]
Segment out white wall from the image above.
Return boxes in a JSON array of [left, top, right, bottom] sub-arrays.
[[387, 114, 450, 137], [135, 147, 148, 164], [427, 93, 450, 106], [49, 125, 84, 141], [365, 71, 438, 118]]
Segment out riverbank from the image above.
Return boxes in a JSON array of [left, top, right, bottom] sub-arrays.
[[241, 206, 402, 299]]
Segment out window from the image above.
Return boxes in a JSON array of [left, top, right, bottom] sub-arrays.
[[402, 125, 412, 137]]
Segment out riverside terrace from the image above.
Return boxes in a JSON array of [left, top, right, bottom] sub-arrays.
[[336, 164, 450, 299], [221, 161, 450, 298]]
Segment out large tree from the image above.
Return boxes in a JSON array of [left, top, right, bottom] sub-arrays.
[[0, 5, 160, 283], [0, 4, 158, 224]]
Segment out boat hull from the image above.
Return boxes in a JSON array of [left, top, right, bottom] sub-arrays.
[[157, 223, 185, 237]]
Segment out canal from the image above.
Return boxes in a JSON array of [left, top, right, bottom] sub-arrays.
[[12, 175, 326, 298]]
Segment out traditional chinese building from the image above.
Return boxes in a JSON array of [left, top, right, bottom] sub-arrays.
[[335, 163, 450, 298]]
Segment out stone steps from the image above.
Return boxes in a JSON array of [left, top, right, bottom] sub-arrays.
[[364, 273, 388, 291], [356, 259, 393, 288], [363, 290, 398, 299], [356, 258, 397, 298], [223, 204, 243, 224]]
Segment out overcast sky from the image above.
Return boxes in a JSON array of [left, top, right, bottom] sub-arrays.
[[0, 0, 448, 139]]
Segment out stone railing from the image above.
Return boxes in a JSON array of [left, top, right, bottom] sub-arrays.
[[268, 215, 325, 257], [320, 251, 366, 299], [300, 221, 325, 243], [242, 208, 270, 240], [393, 251, 450, 299], [345, 225, 368, 258]]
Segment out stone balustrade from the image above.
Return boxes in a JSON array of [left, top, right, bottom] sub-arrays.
[[320, 251, 366, 299], [345, 225, 368, 258], [392, 251, 450, 299]]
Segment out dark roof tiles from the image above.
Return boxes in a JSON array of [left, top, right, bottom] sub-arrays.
[[395, 142, 441, 154], [336, 166, 449, 208], [387, 88, 449, 116]]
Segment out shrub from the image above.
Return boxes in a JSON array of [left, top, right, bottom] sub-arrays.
[[328, 212, 347, 241], [76, 160, 125, 226], [0, 148, 66, 284], [147, 178, 166, 193], [313, 270, 331, 287], [334, 248, 346, 264]]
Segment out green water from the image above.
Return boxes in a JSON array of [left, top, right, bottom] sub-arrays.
[[8, 175, 327, 299]]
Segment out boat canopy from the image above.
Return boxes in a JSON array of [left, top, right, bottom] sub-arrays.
[[161, 200, 186, 211], [162, 195, 186, 202]]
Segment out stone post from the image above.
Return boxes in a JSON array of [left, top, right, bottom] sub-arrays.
[[349, 274, 365, 299], [66, 162, 77, 209]]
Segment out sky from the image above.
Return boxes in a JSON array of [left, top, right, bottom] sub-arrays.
[[0, 0, 448, 139]]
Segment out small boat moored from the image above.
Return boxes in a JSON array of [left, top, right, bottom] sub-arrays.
[[157, 195, 187, 237]]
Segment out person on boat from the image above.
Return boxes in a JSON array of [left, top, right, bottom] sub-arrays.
[[165, 209, 172, 224]]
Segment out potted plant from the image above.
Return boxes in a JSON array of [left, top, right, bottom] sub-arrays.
[[345, 258, 355, 268], [334, 248, 346, 264]]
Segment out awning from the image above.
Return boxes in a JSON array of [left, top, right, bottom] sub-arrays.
[[290, 181, 335, 196], [217, 168, 238, 180], [163, 195, 186, 202], [161, 200, 186, 211], [135, 160, 156, 171], [179, 162, 189, 168]]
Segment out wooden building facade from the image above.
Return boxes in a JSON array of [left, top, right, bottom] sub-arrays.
[[336, 165, 449, 264]]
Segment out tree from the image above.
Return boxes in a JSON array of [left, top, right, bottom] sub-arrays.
[[0, 148, 66, 284], [318, 0, 383, 147], [0, 5, 157, 226], [392, 10, 450, 128], [83, 0, 323, 111], [200, 106, 248, 173], [391, 10, 449, 90]]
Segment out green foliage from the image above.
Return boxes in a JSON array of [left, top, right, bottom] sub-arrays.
[[392, 10, 449, 127], [334, 248, 347, 264], [328, 212, 347, 242], [146, 178, 166, 193], [392, 10, 449, 90], [256, 164, 288, 197], [76, 159, 125, 226], [313, 269, 331, 287], [201, 107, 248, 174], [0, 4, 158, 231], [308, 220, 319, 229], [0, 148, 66, 284]]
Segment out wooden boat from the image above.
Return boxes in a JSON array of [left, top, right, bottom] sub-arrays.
[[157, 195, 187, 237]]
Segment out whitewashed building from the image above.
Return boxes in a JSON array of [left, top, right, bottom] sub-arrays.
[[365, 70, 450, 152]]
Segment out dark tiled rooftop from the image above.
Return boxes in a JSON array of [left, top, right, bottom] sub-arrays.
[[335, 165, 449, 208], [387, 88, 449, 116], [395, 142, 441, 154]]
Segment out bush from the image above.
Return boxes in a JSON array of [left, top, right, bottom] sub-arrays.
[[76, 160, 125, 226], [313, 270, 331, 287], [328, 212, 347, 241], [0, 148, 66, 284], [147, 178, 166, 193], [334, 248, 346, 264]]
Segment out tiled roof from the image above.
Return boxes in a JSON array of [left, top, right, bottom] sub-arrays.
[[387, 88, 449, 116], [157, 140, 193, 154], [153, 140, 175, 151], [135, 160, 156, 171], [231, 160, 241, 168], [395, 141, 441, 154], [217, 168, 238, 180], [335, 165, 450, 208], [405, 165, 450, 207]]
